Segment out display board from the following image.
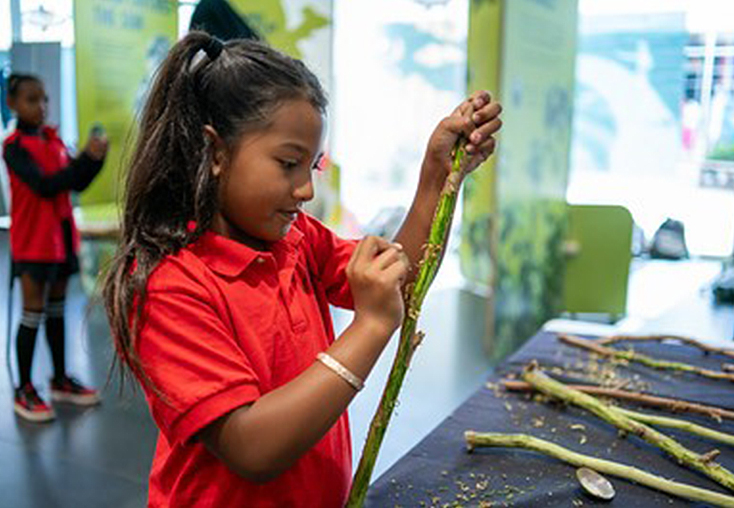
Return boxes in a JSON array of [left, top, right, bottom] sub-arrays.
[[74, 0, 178, 204], [462, 0, 578, 360]]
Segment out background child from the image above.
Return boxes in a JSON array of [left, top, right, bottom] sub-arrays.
[[103, 32, 501, 507], [3, 73, 108, 422]]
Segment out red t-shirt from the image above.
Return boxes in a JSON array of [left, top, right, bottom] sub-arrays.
[[136, 213, 357, 507]]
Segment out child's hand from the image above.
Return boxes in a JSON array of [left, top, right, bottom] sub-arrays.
[[85, 135, 109, 162], [422, 90, 502, 184], [347, 236, 409, 338]]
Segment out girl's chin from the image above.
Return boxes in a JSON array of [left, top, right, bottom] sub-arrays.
[[275, 223, 292, 239]]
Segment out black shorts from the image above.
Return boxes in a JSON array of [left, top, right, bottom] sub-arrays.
[[12, 220, 79, 284]]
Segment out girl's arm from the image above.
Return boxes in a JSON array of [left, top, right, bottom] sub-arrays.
[[393, 91, 502, 282], [3, 138, 107, 198], [199, 236, 408, 483]]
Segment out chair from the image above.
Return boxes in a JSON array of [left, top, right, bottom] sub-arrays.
[[563, 204, 633, 321]]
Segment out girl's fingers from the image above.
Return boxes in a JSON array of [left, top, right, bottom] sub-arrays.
[[478, 138, 496, 161], [441, 115, 475, 139], [470, 90, 491, 110], [373, 243, 404, 270], [383, 251, 410, 283], [472, 101, 502, 125], [468, 138, 496, 170], [446, 91, 499, 155], [452, 99, 473, 118], [350, 236, 389, 270], [453, 91, 490, 118], [469, 118, 502, 146]]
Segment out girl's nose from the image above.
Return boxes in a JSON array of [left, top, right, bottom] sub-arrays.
[[293, 172, 314, 202]]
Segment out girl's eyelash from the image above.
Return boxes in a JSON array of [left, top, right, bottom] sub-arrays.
[[312, 155, 326, 172], [280, 155, 325, 171]]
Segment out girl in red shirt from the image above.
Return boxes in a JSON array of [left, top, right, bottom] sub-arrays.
[[103, 32, 501, 507], [3, 74, 108, 422]]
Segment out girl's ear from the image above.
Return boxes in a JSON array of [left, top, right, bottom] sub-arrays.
[[203, 125, 226, 177]]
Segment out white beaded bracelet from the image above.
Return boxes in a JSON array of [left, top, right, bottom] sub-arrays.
[[316, 352, 364, 392]]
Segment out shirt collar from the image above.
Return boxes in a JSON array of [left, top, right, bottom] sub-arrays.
[[17, 119, 42, 135], [192, 218, 305, 278]]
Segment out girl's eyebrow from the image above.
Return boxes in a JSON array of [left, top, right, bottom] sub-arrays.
[[279, 142, 310, 155]]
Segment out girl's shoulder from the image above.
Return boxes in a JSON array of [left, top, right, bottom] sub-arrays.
[[2, 129, 21, 149], [145, 244, 216, 293], [294, 211, 334, 241], [2, 125, 62, 149], [41, 125, 61, 141]]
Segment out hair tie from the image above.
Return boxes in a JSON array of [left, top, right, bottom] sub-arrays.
[[203, 37, 224, 61]]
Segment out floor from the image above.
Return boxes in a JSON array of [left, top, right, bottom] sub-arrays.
[[0, 231, 731, 507]]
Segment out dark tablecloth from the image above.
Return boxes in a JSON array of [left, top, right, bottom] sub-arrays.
[[365, 331, 734, 507]]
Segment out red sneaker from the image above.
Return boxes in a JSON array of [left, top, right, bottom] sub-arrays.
[[14, 383, 56, 423], [50, 375, 101, 406]]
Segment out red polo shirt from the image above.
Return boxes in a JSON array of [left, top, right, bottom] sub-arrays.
[[136, 213, 357, 507]]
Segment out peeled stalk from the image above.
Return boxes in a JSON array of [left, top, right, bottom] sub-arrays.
[[345, 141, 468, 507], [523, 363, 734, 491], [464, 432, 734, 507], [614, 407, 734, 447]]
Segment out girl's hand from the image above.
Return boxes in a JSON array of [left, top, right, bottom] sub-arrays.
[[422, 90, 502, 185], [85, 135, 109, 161], [347, 236, 410, 338]]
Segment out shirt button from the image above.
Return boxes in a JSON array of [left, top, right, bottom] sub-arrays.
[[256, 257, 265, 264]]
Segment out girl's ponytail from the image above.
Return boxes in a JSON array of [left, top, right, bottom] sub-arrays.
[[104, 32, 224, 390]]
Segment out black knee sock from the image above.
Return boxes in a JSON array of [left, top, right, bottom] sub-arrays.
[[16, 310, 43, 387], [45, 298, 66, 382]]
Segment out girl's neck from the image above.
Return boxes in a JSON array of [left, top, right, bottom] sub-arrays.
[[17, 118, 42, 135], [211, 214, 269, 252]]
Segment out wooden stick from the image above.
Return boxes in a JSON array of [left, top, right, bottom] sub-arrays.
[[501, 380, 734, 421], [523, 364, 734, 491], [464, 432, 734, 507], [346, 140, 469, 508], [599, 334, 734, 361], [559, 334, 734, 382]]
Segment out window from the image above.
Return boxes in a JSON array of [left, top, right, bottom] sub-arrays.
[[0, 0, 11, 51], [19, 0, 74, 47]]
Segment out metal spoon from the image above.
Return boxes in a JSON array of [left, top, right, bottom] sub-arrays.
[[576, 467, 616, 500]]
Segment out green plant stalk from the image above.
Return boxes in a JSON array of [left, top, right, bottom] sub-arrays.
[[464, 432, 734, 507], [616, 407, 734, 447], [345, 142, 468, 508], [524, 364, 734, 491], [559, 334, 734, 382]]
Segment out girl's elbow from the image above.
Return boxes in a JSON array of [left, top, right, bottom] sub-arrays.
[[228, 458, 289, 484]]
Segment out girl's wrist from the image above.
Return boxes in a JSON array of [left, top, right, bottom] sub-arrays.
[[352, 312, 396, 344], [418, 159, 448, 195]]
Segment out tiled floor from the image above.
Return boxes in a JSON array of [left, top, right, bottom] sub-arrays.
[[0, 229, 731, 507]]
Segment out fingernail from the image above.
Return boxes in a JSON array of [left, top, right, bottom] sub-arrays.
[[473, 113, 481, 122], [393, 242, 403, 250], [466, 144, 475, 153], [471, 132, 482, 143]]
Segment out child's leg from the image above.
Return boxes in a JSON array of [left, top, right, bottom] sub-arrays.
[[45, 276, 68, 381], [46, 276, 100, 406], [13, 273, 55, 422], [16, 273, 47, 387]]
